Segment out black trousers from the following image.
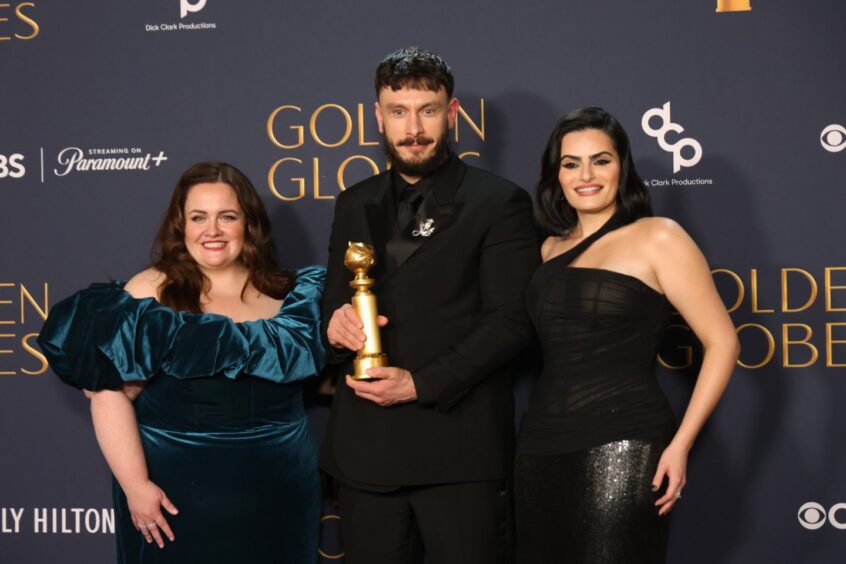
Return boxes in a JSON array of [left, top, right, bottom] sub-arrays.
[[338, 480, 512, 564]]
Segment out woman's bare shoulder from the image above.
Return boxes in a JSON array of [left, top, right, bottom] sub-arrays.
[[629, 217, 703, 268], [123, 268, 165, 299], [624, 216, 690, 248], [631, 216, 684, 237]]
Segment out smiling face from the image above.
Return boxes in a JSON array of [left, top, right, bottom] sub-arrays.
[[183, 181, 246, 273], [375, 85, 459, 182], [558, 128, 621, 219]]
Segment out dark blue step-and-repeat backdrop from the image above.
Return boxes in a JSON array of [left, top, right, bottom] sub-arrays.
[[2, 1, 844, 562]]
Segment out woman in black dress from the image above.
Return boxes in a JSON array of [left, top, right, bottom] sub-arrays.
[[515, 107, 739, 563]]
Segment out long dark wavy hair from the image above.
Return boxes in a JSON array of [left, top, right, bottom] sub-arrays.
[[534, 107, 652, 237], [152, 162, 294, 313]]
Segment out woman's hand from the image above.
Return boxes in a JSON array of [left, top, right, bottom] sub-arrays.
[[651, 442, 689, 516], [124, 479, 179, 548], [87, 390, 178, 546]]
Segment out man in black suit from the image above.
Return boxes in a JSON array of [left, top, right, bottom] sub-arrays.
[[320, 47, 539, 564]]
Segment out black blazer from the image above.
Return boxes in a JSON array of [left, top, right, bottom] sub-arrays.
[[319, 155, 539, 486]]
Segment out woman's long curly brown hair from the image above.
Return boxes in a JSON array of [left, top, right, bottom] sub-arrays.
[[152, 162, 294, 313]]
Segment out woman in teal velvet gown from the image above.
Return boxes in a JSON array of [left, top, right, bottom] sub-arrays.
[[38, 162, 326, 564]]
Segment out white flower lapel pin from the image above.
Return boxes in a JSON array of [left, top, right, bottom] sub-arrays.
[[412, 218, 435, 237]]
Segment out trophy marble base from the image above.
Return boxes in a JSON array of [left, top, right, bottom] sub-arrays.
[[351, 352, 389, 381]]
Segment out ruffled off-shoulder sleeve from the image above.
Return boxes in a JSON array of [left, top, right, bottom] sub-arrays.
[[38, 266, 328, 391], [236, 265, 327, 384], [38, 282, 181, 391]]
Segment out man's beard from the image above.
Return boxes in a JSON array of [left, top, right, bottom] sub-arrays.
[[383, 129, 450, 178]]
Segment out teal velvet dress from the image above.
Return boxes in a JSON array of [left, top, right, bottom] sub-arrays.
[[38, 266, 327, 564]]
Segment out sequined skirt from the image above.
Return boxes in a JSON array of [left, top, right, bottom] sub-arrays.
[[514, 439, 668, 564]]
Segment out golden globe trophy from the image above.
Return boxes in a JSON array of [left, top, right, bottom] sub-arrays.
[[344, 242, 389, 380]]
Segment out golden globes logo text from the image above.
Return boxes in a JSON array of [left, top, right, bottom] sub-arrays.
[[0, 2, 38, 41], [265, 100, 486, 201], [0, 282, 49, 376], [659, 267, 846, 370]]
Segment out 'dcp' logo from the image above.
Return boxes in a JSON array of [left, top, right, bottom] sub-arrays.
[[820, 124, 846, 153], [180, 0, 207, 18], [798, 502, 846, 530], [641, 102, 703, 173]]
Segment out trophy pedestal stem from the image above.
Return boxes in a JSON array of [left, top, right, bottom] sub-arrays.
[[351, 352, 390, 381]]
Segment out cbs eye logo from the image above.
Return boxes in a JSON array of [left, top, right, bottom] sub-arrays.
[[820, 124, 846, 153], [798, 502, 846, 530], [0, 153, 25, 179], [641, 102, 703, 174]]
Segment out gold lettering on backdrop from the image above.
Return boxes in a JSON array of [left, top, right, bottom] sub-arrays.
[[657, 324, 695, 369], [0, 283, 13, 324], [782, 324, 819, 368], [712, 268, 744, 313], [14, 2, 36, 39], [357, 104, 379, 147], [266, 106, 304, 149], [716, 0, 751, 12], [0, 282, 50, 375], [825, 267, 846, 312], [735, 323, 775, 370], [21, 333, 47, 375], [781, 268, 818, 313], [20, 282, 48, 322], [311, 158, 334, 200], [0, 2, 37, 41], [0, 332, 13, 375], [310, 104, 353, 148], [268, 158, 305, 201], [455, 99, 485, 142], [661, 267, 843, 370], [318, 514, 344, 560], [0, 4, 7, 41], [337, 156, 380, 191], [827, 323, 846, 368], [266, 99, 487, 201], [750, 269, 774, 313]]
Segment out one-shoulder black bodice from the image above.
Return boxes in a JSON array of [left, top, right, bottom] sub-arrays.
[[518, 216, 676, 454]]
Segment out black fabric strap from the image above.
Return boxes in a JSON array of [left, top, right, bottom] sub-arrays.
[[557, 211, 629, 266]]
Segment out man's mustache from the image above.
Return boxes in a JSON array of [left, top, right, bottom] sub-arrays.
[[397, 135, 434, 147]]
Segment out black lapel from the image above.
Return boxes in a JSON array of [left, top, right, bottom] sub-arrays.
[[380, 156, 466, 282], [362, 174, 395, 281], [430, 152, 467, 209]]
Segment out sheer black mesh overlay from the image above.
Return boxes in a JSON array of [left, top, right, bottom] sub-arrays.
[[518, 214, 676, 454]]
